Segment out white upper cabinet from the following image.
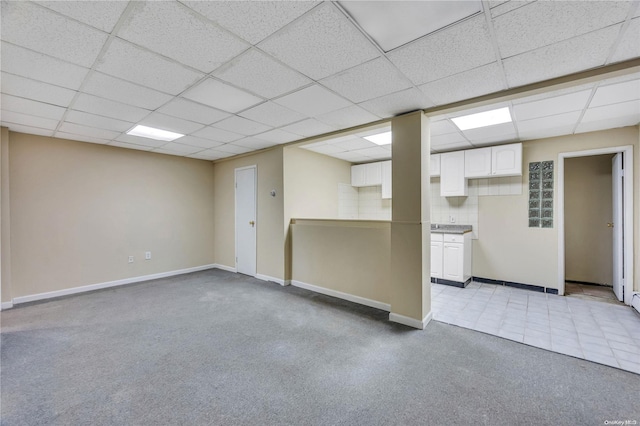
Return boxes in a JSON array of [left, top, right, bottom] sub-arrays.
[[351, 162, 383, 187], [492, 143, 522, 177], [381, 160, 392, 199], [440, 151, 468, 197], [464, 147, 492, 178], [430, 154, 441, 177]]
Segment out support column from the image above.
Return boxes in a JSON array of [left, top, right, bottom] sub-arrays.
[[389, 112, 431, 329], [1, 126, 11, 309]]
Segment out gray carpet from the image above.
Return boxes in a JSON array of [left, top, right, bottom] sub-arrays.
[[2, 269, 639, 425]]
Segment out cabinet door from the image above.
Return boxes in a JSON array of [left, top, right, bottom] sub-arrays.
[[443, 243, 464, 282], [440, 151, 468, 197], [365, 162, 382, 186], [430, 154, 441, 177], [381, 160, 392, 199], [465, 147, 492, 178], [351, 164, 366, 187], [492, 143, 522, 177], [431, 241, 443, 278]]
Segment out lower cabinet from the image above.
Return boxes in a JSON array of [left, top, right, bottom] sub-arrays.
[[431, 232, 472, 286]]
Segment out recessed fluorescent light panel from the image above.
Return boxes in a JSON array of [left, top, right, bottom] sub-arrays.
[[339, 1, 482, 52], [126, 125, 184, 141], [364, 131, 392, 145], [451, 107, 512, 131]]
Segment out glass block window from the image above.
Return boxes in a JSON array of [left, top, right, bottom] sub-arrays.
[[528, 161, 553, 228]]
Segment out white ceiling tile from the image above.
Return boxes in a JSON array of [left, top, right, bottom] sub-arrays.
[[58, 122, 121, 140], [320, 57, 411, 103], [239, 102, 306, 127], [516, 111, 581, 133], [1, 1, 108, 67], [187, 149, 232, 161], [73, 93, 151, 122], [55, 132, 111, 145], [212, 49, 312, 99], [304, 144, 347, 155], [158, 98, 230, 125], [463, 121, 516, 141], [82, 72, 173, 110], [387, 15, 494, 85], [431, 141, 474, 152], [513, 90, 591, 121], [1, 94, 66, 120], [359, 88, 434, 118], [35, 1, 128, 33], [493, 1, 630, 58], [184, 1, 319, 45], [590, 79, 640, 108], [96, 39, 204, 95], [503, 25, 621, 88], [299, 140, 328, 149], [511, 83, 596, 105], [109, 141, 154, 152], [154, 142, 203, 155], [581, 100, 640, 123], [0, 121, 53, 137], [575, 115, 640, 134], [519, 125, 576, 141], [280, 118, 336, 137], [490, 0, 533, 18], [174, 136, 223, 150], [419, 63, 507, 106], [317, 105, 380, 129], [444, 101, 510, 119], [115, 134, 167, 148], [431, 132, 468, 147], [274, 85, 352, 117], [255, 129, 301, 144], [329, 151, 371, 162], [258, 3, 380, 80], [471, 133, 518, 146], [350, 146, 391, 160], [192, 126, 243, 143], [138, 112, 204, 135], [0, 110, 59, 130], [214, 116, 272, 136], [1, 72, 76, 107], [215, 143, 253, 154], [429, 119, 459, 136], [65, 110, 133, 132], [0, 42, 90, 90], [611, 17, 640, 63], [182, 78, 264, 113], [330, 137, 377, 151], [234, 137, 277, 150], [118, 2, 249, 73], [152, 148, 186, 157]]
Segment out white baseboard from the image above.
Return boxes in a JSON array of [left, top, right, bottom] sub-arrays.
[[256, 274, 287, 286], [1, 301, 13, 310], [12, 264, 217, 305], [290, 280, 391, 312], [632, 293, 640, 315], [389, 311, 432, 330], [213, 264, 237, 273]]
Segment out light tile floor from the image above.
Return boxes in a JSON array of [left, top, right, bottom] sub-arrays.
[[431, 282, 640, 374]]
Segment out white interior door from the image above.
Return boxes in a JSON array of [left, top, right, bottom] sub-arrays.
[[612, 154, 623, 301], [235, 166, 256, 276]]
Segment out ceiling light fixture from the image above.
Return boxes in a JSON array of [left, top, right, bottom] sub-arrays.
[[451, 107, 512, 131], [364, 131, 392, 145], [126, 125, 184, 141]]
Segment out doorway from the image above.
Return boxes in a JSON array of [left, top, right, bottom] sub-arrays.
[[558, 146, 633, 305], [235, 166, 257, 277]]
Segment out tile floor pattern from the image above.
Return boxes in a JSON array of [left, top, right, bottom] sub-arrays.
[[431, 282, 640, 374]]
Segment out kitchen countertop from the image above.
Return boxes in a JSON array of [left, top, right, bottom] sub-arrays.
[[430, 224, 472, 234]]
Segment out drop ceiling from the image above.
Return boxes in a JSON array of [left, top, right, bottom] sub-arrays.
[[1, 1, 639, 162]]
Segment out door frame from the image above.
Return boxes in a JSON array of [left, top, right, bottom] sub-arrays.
[[557, 145, 634, 304], [234, 165, 257, 277]]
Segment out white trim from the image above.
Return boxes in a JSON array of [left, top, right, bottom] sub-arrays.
[[1, 301, 13, 310], [214, 264, 237, 273], [12, 264, 217, 305], [557, 145, 634, 304], [389, 311, 433, 330], [256, 274, 287, 286], [632, 293, 640, 315], [290, 280, 391, 311], [234, 165, 257, 277]]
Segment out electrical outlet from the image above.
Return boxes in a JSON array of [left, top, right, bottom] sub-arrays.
[[128, 256, 134, 263], [145, 251, 151, 260], [449, 215, 456, 223]]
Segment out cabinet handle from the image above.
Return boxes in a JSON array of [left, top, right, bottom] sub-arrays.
[[249, 221, 255, 227]]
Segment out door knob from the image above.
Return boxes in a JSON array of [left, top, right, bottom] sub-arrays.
[[249, 221, 255, 227], [607, 223, 614, 228]]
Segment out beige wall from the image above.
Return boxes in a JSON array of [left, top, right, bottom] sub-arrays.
[[7, 132, 216, 299], [213, 147, 284, 280], [473, 126, 639, 290], [291, 219, 390, 304], [1, 127, 10, 303], [565, 155, 614, 285]]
